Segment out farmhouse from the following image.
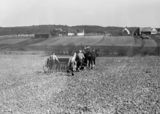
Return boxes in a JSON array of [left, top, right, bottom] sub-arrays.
[[67, 29, 76, 36], [68, 32, 75, 36], [151, 28, 158, 34], [140, 27, 152, 35], [139, 27, 158, 35], [77, 30, 85, 36]]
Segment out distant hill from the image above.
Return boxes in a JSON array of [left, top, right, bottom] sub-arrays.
[[0, 25, 67, 35], [0, 35, 158, 56], [0, 25, 139, 36]]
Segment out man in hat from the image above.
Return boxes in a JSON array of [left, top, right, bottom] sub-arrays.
[[78, 50, 85, 60], [77, 50, 85, 70]]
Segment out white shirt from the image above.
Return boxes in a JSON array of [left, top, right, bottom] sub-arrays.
[[52, 54, 59, 62]]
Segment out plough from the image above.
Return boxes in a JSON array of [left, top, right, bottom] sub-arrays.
[[43, 56, 70, 74]]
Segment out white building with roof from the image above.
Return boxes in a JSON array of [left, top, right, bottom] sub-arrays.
[[68, 32, 75, 36], [151, 28, 158, 34], [77, 30, 85, 36]]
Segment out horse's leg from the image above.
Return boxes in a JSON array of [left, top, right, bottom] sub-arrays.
[[88, 58, 91, 69], [56, 62, 60, 72], [87, 59, 89, 69], [70, 65, 74, 76], [76, 61, 79, 71], [78, 60, 82, 70], [90, 59, 93, 69], [85, 58, 87, 67], [93, 57, 96, 67], [68, 61, 74, 76], [71, 70, 74, 76], [79, 59, 83, 70]]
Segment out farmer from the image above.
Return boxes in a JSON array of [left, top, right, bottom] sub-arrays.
[[77, 50, 85, 70], [78, 50, 85, 60], [51, 53, 59, 63]]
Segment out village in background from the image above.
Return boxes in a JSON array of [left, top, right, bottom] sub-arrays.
[[0, 25, 159, 38], [0, 25, 160, 57]]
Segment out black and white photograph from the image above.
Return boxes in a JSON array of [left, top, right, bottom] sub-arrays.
[[0, 0, 160, 113]]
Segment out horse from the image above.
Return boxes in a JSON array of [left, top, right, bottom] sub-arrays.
[[83, 48, 94, 69], [83, 48, 98, 69], [67, 52, 77, 76]]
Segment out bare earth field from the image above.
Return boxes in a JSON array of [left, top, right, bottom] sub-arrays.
[[0, 52, 160, 114], [0, 53, 68, 114]]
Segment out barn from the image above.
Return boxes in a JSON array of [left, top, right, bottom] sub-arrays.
[[68, 31, 76, 36], [151, 28, 158, 34], [140, 27, 152, 35], [77, 30, 85, 36], [67, 29, 76, 36]]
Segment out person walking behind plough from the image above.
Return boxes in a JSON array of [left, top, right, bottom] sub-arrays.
[[51, 53, 59, 62], [77, 50, 85, 70], [51, 53, 60, 71]]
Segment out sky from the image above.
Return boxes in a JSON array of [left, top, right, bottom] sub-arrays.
[[0, 0, 160, 27]]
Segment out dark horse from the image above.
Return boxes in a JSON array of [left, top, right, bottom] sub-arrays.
[[83, 48, 98, 69]]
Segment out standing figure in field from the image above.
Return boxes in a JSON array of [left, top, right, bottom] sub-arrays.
[[67, 52, 77, 76], [51, 53, 60, 71], [51, 53, 59, 63], [44, 53, 60, 73], [76, 50, 85, 70]]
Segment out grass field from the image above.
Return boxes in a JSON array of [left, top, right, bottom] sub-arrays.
[[0, 35, 157, 48], [0, 37, 28, 45], [0, 52, 160, 114]]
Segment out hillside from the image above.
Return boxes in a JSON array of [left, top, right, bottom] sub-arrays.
[[0, 35, 157, 47], [0, 35, 158, 56], [0, 25, 137, 36]]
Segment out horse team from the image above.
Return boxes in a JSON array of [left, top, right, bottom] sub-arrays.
[[67, 46, 97, 75], [49, 46, 98, 75]]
